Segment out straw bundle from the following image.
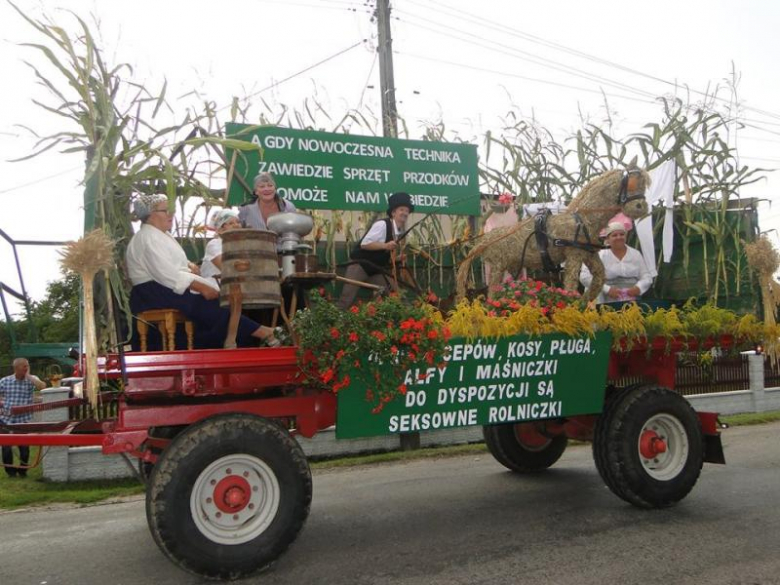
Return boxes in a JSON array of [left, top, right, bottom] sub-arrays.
[[745, 236, 780, 365], [745, 237, 780, 324], [59, 229, 115, 411]]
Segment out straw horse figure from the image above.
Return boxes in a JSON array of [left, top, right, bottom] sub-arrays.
[[456, 160, 650, 302]]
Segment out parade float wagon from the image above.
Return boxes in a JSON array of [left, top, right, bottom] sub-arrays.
[[0, 131, 729, 580], [0, 331, 726, 580], [0, 126, 738, 580]]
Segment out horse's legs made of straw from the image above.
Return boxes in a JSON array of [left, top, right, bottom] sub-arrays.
[[564, 251, 606, 303]]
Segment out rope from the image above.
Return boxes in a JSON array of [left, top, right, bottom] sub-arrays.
[[0, 445, 48, 472]]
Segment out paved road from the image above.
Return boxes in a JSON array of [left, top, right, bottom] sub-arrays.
[[2, 422, 779, 585]]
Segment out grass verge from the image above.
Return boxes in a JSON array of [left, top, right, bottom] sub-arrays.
[[1, 410, 778, 510], [0, 448, 144, 511], [720, 410, 780, 427]]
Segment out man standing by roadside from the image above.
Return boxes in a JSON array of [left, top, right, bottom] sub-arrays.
[[0, 358, 46, 478]]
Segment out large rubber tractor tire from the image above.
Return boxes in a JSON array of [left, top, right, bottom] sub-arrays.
[[592, 384, 644, 502], [483, 422, 568, 473], [146, 414, 312, 579], [593, 384, 704, 509]]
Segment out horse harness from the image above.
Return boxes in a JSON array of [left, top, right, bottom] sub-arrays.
[[533, 209, 603, 273], [618, 168, 646, 205], [531, 169, 645, 274]]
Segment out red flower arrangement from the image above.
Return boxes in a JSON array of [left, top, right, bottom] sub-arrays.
[[487, 274, 582, 316], [294, 292, 450, 413]]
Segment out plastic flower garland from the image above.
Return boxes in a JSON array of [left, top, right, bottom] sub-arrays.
[[294, 292, 451, 413]]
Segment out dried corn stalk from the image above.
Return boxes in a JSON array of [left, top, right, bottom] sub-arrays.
[[745, 237, 780, 323], [745, 236, 780, 365], [59, 229, 116, 411]]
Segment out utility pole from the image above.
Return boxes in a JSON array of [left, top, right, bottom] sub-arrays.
[[377, 0, 417, 451], [376, 0, 399, 138]]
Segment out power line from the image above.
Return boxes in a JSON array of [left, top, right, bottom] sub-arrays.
[[317, 0, 372, 5], [253, 0, 369, 11], [741, 117, 780, 128], [397, 51, 659, 107], [354, 51, 378, 115], [393, 9, 661, 103], [218, 39, 367, 113], [736, 135, 780, 145], [739, 155, 780, 164], [397, 2, 780, 141], [0, 166, 82, 195], [741, 122, 780, 139], [413, 0, 780, 125]]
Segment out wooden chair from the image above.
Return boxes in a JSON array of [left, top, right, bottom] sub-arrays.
[[137, 309, 194, 352]]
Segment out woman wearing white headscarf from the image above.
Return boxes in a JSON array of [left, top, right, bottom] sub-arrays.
[[201, 208, 241, 281], [126, 194, 278, 350], [580, 221, 653, 305]]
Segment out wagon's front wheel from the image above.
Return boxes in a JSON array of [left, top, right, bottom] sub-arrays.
[[146, 414, 311, 579], [593, 384, 704, 509], [483, 422, 568, 472]]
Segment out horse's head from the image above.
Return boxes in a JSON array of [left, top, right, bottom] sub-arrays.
[[618, 157, 650, 219]]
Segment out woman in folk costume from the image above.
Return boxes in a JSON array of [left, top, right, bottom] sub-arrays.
[[200, 208, 241, 283], [580, 221, 653, 305], [337, 192, 413, 310], [126, 194, 279, 349]]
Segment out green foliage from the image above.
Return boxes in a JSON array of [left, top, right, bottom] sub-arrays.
[[680, 298, 738, 340], [643, 306, 686, 340], [0, 273, 79, 371], [721, 410, 780, 427], [30, 273, 80, 342]]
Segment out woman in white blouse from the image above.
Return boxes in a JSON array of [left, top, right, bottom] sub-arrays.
[[200, 208, 241, 282], [580, 221, 653, 305], [126, 194, 278, 350]]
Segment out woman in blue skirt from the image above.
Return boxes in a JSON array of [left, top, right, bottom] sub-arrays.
[[126, 194, 278, 350]]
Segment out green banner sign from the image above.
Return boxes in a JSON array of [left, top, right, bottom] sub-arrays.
[[336, 332, 613, 439], [224, 124, 480, 215]]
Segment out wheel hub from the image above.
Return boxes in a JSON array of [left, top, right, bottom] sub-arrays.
[[639, 430, 667, 459], [514, 423, 553, 451], [637, 413, 689, 481], [213, 475, 252, 513]]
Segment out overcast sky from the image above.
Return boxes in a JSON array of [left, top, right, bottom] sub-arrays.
[[1, 0, 779, 313]]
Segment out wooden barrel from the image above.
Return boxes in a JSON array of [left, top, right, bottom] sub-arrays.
[[219, 229, 281, 309]]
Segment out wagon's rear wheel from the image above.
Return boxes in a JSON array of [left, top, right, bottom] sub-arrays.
[[593, 384, 704, 509], [146, 414, 311, 579], [592, 384, 642, 501], [483, 422, 568, 472]]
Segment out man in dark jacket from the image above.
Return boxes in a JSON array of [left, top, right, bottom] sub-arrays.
[[337, 192, 413, 310]]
